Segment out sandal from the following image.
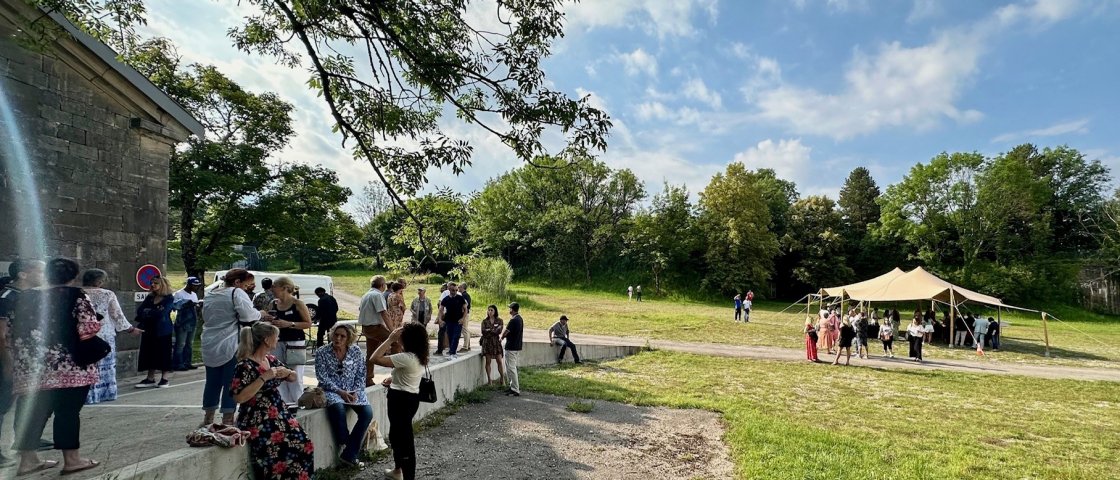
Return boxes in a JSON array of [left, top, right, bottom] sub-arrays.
[[61, 459, 100, 476], [17, 460, 59, 476]]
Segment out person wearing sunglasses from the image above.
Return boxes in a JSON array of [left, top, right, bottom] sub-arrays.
[[314, 324, 372, 467]]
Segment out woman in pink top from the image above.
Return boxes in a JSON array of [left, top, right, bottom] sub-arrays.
[[9, 258, 102, 476], [826, 309, 840, 355]]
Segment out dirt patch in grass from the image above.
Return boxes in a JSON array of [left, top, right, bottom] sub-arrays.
[[363, 392, 733, 480]]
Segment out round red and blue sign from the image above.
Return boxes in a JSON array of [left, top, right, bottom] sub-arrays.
[[135, 264, 162, 289]]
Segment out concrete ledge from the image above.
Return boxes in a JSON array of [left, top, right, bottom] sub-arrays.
[[91, 341, 641, 480]]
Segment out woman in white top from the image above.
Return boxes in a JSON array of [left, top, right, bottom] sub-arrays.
[[200, 269, 269, 426], [81, 269, 142, 404], [370, 323, 429, 480], [906, 315, 925, 362]]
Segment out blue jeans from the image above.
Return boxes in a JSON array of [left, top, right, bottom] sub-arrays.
[[446, 321, 463, 354], [173, 322, 196, 369], [202, 356, 237, 414], [326, 402, 374, 463]]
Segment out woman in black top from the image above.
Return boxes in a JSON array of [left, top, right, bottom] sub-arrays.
[[831, 317, 856, 366], [267, 276, 312, 407]]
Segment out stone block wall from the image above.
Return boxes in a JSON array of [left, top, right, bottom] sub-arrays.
[[0, 17, 180, 376]]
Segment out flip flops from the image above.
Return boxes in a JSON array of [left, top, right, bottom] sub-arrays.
[[60, 459, 100, 476], [16, 460, 58, 476]]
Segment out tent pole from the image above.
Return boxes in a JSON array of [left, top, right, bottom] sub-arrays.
[[1041, 311, 1051, 358], [949, 289, 956, 348]]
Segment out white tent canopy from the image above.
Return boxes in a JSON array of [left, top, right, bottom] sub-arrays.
[[820, 267, 1036, 312]]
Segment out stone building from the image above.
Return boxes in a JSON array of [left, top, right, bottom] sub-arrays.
[[0, 0, 203, 374]]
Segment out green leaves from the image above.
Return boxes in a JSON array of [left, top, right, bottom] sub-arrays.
[[698, 163, 781, 296]]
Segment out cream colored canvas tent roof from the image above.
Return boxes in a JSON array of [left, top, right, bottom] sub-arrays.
[[820, 267, 1034, 312]]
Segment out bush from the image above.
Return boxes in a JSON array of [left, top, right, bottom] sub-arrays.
[[454, 256, 514, 300]]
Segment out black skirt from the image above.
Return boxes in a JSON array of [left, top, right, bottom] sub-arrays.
[[137, 332, 173, 372]]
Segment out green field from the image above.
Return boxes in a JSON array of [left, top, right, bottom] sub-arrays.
[[522, 351, 1120, 480], [172, 269, 1120, 369]]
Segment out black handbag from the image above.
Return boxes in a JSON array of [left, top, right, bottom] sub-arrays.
[[418, 366, 436, 403], [73, 314, 111, 368]]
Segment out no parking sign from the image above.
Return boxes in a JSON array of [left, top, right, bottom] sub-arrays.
[[135, 264, 162, 289]]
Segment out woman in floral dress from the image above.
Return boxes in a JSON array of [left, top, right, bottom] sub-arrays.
[[479, 305, 505, 386], [81, 269, 142, 403], [231, 322, 314, 480]]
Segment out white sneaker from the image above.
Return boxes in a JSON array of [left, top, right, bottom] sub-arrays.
[[448, 354, 459, 360], [384, 468, 403, 480]]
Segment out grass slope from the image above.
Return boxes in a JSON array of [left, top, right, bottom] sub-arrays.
[[522, 351, 1120, 480]]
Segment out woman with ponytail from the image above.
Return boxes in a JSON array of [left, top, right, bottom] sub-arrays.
[[230, 323, 314, 479]]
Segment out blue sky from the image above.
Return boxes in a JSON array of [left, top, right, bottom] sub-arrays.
[[143, 0, 1120, 208]]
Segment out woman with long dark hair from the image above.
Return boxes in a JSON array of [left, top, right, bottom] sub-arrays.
[[10, 258, 101, 475], [907, 314, 925, 362], [370, 323, 429, 480], [480, 305, 505, 385], [231, 322, 314, 479]]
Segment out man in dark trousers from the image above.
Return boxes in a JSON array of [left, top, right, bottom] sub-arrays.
[[549, 315, 581, 364], [501, 302, 524, 396], [437, 283, 468, 359], [313, 287, 339, 348]]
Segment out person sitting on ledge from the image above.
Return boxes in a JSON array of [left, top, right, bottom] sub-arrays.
[[314, 324, 372, 468], [549, 315, 581, 364]]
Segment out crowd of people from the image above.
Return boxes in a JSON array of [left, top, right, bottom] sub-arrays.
[[803, 305, 1002, 365]]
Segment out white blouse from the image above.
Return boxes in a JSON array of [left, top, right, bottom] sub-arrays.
[[82, 287, 133, 344]]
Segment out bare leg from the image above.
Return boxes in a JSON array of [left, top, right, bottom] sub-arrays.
[[484, 357, 493, 384], [497, 356, 506, 386]]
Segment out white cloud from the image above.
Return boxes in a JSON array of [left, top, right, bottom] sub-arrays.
[[907, 0, 942, 23], [728, 42, 751, 60], [564, 0, 719, 38], [731, 139, 813, 187], [616, 48, 658, 77], [636, 101, 673, 121], [994, 0, 1081, 26], [682, 78, 722, 109], [991, 118, 1091, 143]]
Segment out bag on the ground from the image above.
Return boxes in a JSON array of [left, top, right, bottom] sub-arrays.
[[297, 387, 326, 409], [363, 420, 388, 451], [186, 424, 248, 448], [284, 344, 307, 366], [418, 366, 436, 403]]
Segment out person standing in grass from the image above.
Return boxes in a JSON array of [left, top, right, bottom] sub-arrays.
[[627, 285, 633, 301], [825, 308, 840, 354], [733, 294, 742, 322], [803, 317, 819, 362], [479, 305, 505, 386], [879, 315, 895, 358], [743, 293, 752, 322], [988, 317, 1001, 350], [973, 315, 990, 356], [853, 309, 869, 359], [501, 302, 524, 396], [831, 317, 855, 366], [635, 285, 643, 302], [907, 315, 925, 362]]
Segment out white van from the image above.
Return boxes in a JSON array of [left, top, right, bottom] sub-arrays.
[[210, 270, 334, 319]]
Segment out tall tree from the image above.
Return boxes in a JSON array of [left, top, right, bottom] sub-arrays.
[[838, 167, 894, 278], [255, 165, 357, 271], [624, 184, 699, 295], [781, 196, 852, 290], [698, 163, 780, 295], [230, 0, 612, 258], [838, 167, 881, 233]]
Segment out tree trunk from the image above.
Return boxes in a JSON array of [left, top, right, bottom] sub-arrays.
[[180, 199, 199, 278]]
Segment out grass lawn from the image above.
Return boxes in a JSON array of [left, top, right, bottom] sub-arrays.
[[187, 269, 1118, 369], [522, 351, 1120, 480]]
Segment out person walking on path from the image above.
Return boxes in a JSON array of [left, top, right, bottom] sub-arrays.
[[831, 317, 855, 366], [733, 294, 742, 322], [907, 315, 925, 362], [313, 287, 339, 348], [201, 269, 267, 427], [803, 317, 819, 362], [81, 269, 142, 404], [549, 315, 581, 364], [135, 276, 175, 388], [973, 315, 991, 356], [879, 316, 895, 358], [409, 287, 432, 326], [358, 275, 389, 386], [231, 322, 314, 479], [480, 305, 505, 386], [172, 277, 203, 371], [853, 310, 869, 359], [370, 323, 429, 480], [501, 302, 525, 396]]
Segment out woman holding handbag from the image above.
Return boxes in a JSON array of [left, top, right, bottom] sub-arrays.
[[266, 276, 312, 408], [370, 323, 430, 480]]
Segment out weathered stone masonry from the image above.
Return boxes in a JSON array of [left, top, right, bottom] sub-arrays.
[[0, 0, 202, 376]]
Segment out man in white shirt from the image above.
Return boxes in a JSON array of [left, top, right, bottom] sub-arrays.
[[359, 275, 388, 386]]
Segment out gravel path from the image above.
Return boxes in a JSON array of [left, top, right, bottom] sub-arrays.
[[361, 392, 733, 480]]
